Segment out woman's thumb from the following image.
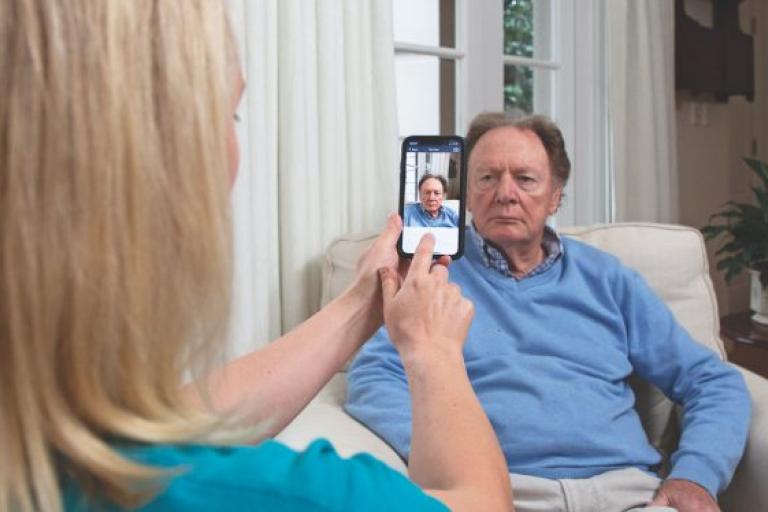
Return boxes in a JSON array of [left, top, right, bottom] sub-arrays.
[[379, 267, 399, 305]]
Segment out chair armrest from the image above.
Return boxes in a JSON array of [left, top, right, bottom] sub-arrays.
[[719, 366, 768, 511], [275, 373, 407, 474]]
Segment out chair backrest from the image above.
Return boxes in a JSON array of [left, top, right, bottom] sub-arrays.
[[559, 223, 724, 357], [322, 223, 725, 463]]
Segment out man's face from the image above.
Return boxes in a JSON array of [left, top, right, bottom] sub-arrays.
[[419, 178, 444, 216], [468, 126, 561, 249]]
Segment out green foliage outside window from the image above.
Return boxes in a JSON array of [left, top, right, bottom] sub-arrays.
[[504, 0, 534, 113]]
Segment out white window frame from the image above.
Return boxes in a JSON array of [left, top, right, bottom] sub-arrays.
[[393, 3, 466, 136], [394, 0, 609, 226]]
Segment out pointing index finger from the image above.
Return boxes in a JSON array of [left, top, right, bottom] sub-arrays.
[[407, 234, 436, 277]]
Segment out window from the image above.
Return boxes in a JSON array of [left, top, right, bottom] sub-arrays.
[[503, 0, 556, 116], [393, 0, 461, 137], [392, 0, 608, 226]]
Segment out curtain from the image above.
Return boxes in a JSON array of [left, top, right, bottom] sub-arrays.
[[606, 0, 678, 223], [226, 0, 398, 355]]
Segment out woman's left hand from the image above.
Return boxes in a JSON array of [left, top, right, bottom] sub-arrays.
[[348, 213, 403, 308], [347, 213, 451, 331]]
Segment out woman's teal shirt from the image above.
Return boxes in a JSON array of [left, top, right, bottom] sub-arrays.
[[63, 439, 448, 511]]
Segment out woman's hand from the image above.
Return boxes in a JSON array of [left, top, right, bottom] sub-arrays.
[[351, 213, 402, 299], [342, 213, 402, 337], [347, 214, 450, 328], [379, 234, 473, 363]]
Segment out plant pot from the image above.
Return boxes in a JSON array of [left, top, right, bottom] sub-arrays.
[[750, 269, 768, 325]]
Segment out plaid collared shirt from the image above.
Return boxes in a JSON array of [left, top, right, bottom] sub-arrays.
[[468, 223, 563, 280]]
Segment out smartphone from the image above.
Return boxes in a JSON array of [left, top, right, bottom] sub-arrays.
[[397, 135, 467, 259]]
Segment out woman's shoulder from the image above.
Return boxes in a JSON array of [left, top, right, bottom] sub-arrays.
[[139, 439, 446, 511], [67, 439, 447, 512]]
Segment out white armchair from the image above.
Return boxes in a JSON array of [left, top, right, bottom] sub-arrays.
[[276, 223, 768, 511]]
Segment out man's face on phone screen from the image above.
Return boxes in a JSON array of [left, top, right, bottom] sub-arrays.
[[419, 178, 444, 217]]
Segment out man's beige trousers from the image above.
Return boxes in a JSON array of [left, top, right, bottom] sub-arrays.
[[510, 467, 678, 512]]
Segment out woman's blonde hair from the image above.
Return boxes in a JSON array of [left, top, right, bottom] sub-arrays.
[[1, 1, 236, 509]]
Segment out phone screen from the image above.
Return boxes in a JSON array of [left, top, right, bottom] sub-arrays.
[[398, 135, 467, 259]]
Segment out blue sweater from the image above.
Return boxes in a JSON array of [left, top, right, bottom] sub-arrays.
[[345, 233, 751, 497], [403, 202, 459, 228]]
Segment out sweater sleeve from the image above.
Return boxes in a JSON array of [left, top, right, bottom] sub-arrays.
[[344, 326, 414, 461], [617, 269, 751, 497]]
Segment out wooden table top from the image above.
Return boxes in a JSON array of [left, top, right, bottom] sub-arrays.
[[720, 312, 768, 350]]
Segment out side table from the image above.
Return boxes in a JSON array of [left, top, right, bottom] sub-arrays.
[[720, 312, 768, 378]]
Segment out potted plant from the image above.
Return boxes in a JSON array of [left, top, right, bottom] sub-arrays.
[[701, 157, 768, 325]]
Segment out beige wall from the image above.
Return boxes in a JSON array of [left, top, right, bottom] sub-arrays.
[[676, 0, 767, 315]]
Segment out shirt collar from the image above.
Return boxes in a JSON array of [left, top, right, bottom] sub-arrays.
[[418, 204, 443, 219], [468, 223, 563, 280]]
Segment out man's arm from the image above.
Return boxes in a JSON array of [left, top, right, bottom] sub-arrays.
[[619, 270, 751, 502]]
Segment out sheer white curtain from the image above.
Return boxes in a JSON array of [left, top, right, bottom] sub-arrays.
[[226, 0, 398, 355], [606, 0, 678, 223]]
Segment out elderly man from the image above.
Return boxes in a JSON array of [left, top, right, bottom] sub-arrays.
[[403, 173, 459, 228], [346, 112, 751, 512]]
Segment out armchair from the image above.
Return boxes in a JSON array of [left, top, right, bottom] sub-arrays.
[[276, 223, 768, 511]]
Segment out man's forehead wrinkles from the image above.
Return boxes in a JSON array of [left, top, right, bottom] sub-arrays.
[[473, 160, 506, 172]]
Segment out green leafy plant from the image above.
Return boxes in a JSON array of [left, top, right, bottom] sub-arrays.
[[701, 157, 768, 289], [503, 0, 533, 113]]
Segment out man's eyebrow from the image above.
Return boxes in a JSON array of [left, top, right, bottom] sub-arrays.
[[513, 165, 544, 174], [475, 165, 502, 173]]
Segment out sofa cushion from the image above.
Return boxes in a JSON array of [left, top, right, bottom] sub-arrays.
[[276, 374, 408, 474]]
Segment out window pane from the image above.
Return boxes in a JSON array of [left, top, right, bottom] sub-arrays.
[[396, 55, 456, 136], [504, 65, 554, 116], [504, 0, 552, 60], [394, 0, 456, 48]]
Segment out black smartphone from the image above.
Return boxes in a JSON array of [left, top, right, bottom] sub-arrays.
[[397, 135, 467, 259]]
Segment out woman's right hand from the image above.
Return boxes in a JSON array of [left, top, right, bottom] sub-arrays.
[[379, 234, 474, 363]]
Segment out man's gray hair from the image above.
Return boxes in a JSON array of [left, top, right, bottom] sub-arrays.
[[465, 112, 571, 187], [418, 173, 448, 193]]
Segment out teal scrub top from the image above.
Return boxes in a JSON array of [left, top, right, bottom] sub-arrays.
[[63, 439, 448, 511]]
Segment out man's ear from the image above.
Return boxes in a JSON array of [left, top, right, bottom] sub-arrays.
[[548, 185, 563, 215]]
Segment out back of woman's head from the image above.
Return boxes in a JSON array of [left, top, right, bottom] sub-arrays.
[[0, 1, 235, 509]]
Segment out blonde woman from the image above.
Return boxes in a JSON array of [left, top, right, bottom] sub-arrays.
[[0, 1, 512, 511]]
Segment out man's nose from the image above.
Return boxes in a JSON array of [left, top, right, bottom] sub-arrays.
[[494, 172, 519, 204]]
